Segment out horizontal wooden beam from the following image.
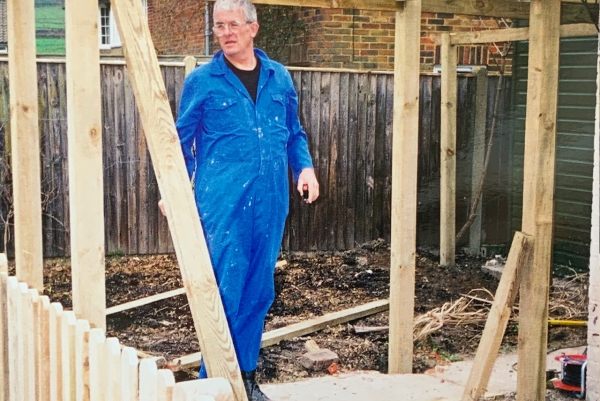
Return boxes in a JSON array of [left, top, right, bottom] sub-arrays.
[[250, 0, 596, 22], [106, 288, 186, 315], [449, 23, 598, 45], [170, 299, 389, 370]]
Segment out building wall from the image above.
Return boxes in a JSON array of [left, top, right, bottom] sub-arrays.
[[297, 9, 511, 71], [146, 1, 512, 71], [147, 0, 207, 56]]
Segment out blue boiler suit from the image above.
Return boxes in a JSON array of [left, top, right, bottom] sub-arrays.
[[176, 49, 314, 373]]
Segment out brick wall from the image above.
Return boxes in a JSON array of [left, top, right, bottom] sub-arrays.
[[146, 1, 513, 72], [147, 0, 207, 55], [295, 9, 512, 71]]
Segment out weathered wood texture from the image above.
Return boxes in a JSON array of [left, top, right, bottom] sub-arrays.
[[0, 62, 511, 256]]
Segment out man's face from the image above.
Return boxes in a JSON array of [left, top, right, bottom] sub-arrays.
[[213, 8, 259, 59]]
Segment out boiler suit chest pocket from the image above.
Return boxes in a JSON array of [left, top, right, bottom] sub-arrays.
[[203, 97, 243, 133], [269, 94, 289, 140]]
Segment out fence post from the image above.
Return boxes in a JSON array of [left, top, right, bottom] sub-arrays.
[[105, 338, 121, 401], [183, 56, 197, 77], [22, 286, 37, 401], [87, 329, 106, 401], [6, 277, 20, 401], [120, 347, 138, 401], [37, 296, 51, 401], [49, 302, 64, 401], [74, 320, 90, 401], [156, 370, 175, 401], [0, 272, 8, 401]]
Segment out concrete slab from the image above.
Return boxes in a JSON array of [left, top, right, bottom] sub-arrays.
[[261, 346, 587, 401]]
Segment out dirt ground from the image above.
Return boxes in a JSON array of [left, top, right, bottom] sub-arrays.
[[35, 239, 588, 396]]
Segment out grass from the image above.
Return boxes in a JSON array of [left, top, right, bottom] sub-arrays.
[[36, 37, 65, 56], [35, 5, 65, 55], [35, 4, 65, 31]]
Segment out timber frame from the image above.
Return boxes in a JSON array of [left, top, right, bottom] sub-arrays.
[[5, 1, 599, 401]]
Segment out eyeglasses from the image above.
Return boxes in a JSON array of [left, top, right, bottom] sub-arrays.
[[212, 21, 252, 36]]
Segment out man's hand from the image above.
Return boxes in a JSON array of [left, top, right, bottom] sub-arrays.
[[158, 199, 166, 217], [297, 168, 319, 204]]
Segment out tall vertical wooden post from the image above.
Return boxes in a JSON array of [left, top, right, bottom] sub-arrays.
[[587, 13, 600, 400], [388, 0, 421, 374], [7, 0, 43, 290], [440, 33, 457, 267], [65, 0, 106, 330], [110, 1, 247, 400], [517, 1, 561, 400], [469, 68, 488, 256]]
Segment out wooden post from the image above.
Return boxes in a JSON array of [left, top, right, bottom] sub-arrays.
[[184, 56, 197, 77], [587, 14, 600, 399], [517, 1, 561, 400], [7, 0, 44, 290], [22, 287, 36, 401], [462, 232, 532, 401], [139, 358, 159, 401], [105, 338, 121, 401], [120, 347, 138, 401], [110, 1, 247, 399], [388, 0, 421, 374], [74, 320, 90, 401], [469, 68, 488, 256], [64, 0, 106, 330], [156, 370, 175, 401], [440, 32, 457, 267], [7, 277, 21, 401]]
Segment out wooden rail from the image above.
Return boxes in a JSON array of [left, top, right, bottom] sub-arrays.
[[0, 267, 234, 401]]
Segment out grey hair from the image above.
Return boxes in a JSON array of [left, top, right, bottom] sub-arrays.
[[213, 0, 258, 23]]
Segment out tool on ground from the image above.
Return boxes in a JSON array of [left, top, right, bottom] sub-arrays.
[[550, 352, 587, 399]]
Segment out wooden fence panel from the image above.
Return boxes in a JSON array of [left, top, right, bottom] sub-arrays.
[[0, 274, 190, 401], [0, 61, 511, 256]]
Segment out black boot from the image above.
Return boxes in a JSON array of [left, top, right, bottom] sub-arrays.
[[241, 370, 272, 401]]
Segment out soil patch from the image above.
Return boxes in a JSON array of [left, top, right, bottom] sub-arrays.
[[32, 240, 588, 389]]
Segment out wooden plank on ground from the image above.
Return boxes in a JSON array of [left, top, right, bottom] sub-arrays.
[[172, 299, 389, 370], [389, 0, 421, 374], [65, 0, 106, 331], [0, 273, 7, 401], [517, 1, 561, 400], [440, 32, 457, 267], [110, 2, 246, 400], [7, 0, 44, 290], [468, 68, 488, 256], [461, 231, 532, 401], [106, 288, 186, 315]]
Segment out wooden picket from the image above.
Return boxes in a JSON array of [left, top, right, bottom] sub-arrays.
[[0, 267, 233, 401]]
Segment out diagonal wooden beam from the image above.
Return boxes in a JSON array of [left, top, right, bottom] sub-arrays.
[[110, 1, 247, 400], [461, 232, 532, 401]]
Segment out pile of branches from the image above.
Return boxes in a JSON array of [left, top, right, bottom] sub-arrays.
[[413, 272, 589, 341]]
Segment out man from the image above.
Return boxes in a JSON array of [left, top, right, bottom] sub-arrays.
[[174, 0, 319, 400]]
